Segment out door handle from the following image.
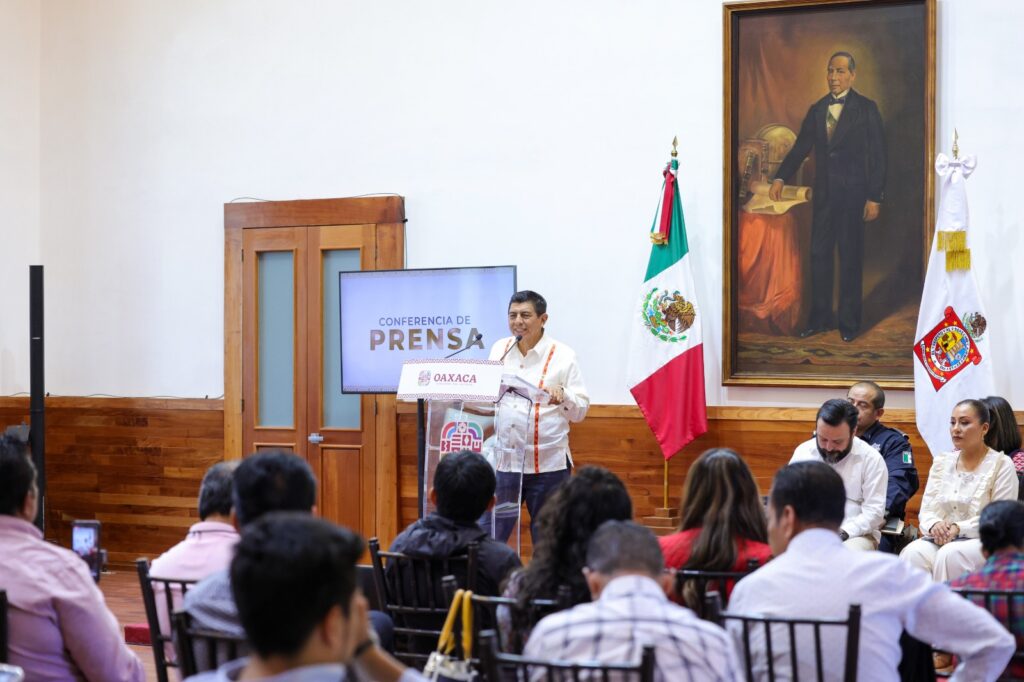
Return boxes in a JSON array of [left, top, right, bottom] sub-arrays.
[[308, 432, 324, 444]]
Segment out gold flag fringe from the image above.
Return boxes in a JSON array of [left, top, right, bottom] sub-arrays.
[[937, 230, 966, 252], [650, 232, 667, 245], [945, 249, 971, 271]]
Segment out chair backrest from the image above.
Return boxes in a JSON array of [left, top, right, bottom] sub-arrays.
[[369, 537, 479, 666], [674, 558, 762, 618], [357, 564, 382, 611], [136, 558, 199, 682], [953, 587, 1024, 679], [708, 593, 861, 682], [478, 629, 655, 682], [172, 610, 248, 678], [467, 591, 567, 656]]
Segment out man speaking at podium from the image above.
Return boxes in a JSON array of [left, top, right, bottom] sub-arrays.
[[489, 290, 590, 545]]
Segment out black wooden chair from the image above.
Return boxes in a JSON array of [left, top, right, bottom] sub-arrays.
[[172, 610, 248, 677], [0, 589, 8, 664], [673, 558, 762, 619], [936, 587, 1024, 681], [357, 563, 382, 610], [136, 558, 199, 682], [369, 537, 479, 666], [706, 593, 861, 682], [478, 629, 655, 682]]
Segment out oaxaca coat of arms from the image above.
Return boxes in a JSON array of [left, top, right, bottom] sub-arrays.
[[913, 306, 983, 391]]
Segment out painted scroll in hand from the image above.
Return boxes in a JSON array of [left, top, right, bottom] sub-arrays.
[[742, 181, 812, 215]]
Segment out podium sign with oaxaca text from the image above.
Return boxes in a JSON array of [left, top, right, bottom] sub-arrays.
[[338, 266, 516, 393], [397, 359, 504, 402]]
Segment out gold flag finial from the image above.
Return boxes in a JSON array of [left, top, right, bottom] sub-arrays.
[[953, 129, 960, 161], [671, 136, 678, 158]]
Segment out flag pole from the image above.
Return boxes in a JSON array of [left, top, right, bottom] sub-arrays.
[[661, 134, 679, 512], [663, 459, 669, 508]]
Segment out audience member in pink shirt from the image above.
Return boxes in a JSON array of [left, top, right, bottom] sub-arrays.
[[0, 435, 144, 681], [150, 461, 240, 663]]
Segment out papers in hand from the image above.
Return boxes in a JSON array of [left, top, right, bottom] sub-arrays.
[[498, 373, 550, 405]]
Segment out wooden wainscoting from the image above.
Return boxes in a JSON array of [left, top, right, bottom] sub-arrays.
[[0, 397, 224, 565], [2, 396, 1018, 563]]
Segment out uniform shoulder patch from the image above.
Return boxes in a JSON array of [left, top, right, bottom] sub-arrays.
[[902, 451, 913, 465]]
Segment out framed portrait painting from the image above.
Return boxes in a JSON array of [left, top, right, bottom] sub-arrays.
[[722, 0, 935, 388]]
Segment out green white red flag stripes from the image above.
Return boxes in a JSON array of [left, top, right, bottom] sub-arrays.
[[627, 157, 707, 460]]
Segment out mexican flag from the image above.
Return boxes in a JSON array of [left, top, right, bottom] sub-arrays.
[[913, 152, 993, 456], [627, 156, 707, 460]]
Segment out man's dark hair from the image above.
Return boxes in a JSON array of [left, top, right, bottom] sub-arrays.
[[829, 51, 856, 71], [434, 450, 495, 523], [770, 461, 845, 529], [198, 461, 238, 520], [0, 435, 35, 516], [231, 512, 365, 658], [508, 290, 547, 316], [851, 381, 885, 409], [979, 501, 1024, 555], [233, 451, 317, 528], [585, 520, 664, 577], [817, 398, 858, 434]]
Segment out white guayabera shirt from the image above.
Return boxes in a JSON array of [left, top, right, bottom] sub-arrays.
[[488, 333, 589, 474], [790, 436, 888, 543]]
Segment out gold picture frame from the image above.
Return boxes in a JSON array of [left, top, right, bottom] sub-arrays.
[[722, 0, 936, 389]]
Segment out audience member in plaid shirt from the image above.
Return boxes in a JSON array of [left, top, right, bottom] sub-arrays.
[[523, 520, 740, 682], [949, 499, 1024, 678]]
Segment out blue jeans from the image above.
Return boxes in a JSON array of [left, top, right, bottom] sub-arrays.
[[492, 467, 571, 546]]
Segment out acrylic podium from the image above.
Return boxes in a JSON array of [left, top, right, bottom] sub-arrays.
[[397, 358, 548, 554]]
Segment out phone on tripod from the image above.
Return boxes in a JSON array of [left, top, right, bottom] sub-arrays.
[[71, 520, 103, 583]]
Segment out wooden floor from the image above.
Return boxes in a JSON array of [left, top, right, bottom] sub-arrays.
[[100, 567, 159, 682]]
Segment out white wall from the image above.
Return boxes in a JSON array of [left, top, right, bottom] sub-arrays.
[[0, 0, 40, 396], [11, 0, 1022, 407]]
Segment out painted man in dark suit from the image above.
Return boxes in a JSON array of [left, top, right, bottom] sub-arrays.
[[769, 51, 886, 342]]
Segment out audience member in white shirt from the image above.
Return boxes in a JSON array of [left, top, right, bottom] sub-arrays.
[[790, 398, 887, 549], [728, 461, 1014, 682]]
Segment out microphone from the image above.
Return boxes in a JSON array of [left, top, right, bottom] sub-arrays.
[[445, 333, 483, 359], [498, 335, 523, 362]]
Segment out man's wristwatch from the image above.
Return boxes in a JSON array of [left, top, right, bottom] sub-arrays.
[[353, 638, 375, 659], [354, 623, 380, 659], [839, 530, 850, 542]]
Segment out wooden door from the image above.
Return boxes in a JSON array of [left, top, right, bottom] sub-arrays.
[[241, 227, 307, 456], [305, 225, 377, 535], [227, 197, 405, 542]]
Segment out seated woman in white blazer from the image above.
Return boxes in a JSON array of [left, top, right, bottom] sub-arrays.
[[900, 399, 1020, 581]]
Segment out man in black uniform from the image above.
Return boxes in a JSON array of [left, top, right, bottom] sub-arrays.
[[847, 381, 919, 552]]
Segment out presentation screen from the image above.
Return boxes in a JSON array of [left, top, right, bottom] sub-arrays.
[[339, 266, 517, 393]]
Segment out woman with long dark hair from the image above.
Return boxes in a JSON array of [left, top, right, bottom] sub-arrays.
[[982, 395, 1024, 501], [659, 448, 770, 607], [499, 466, 632, 648]]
